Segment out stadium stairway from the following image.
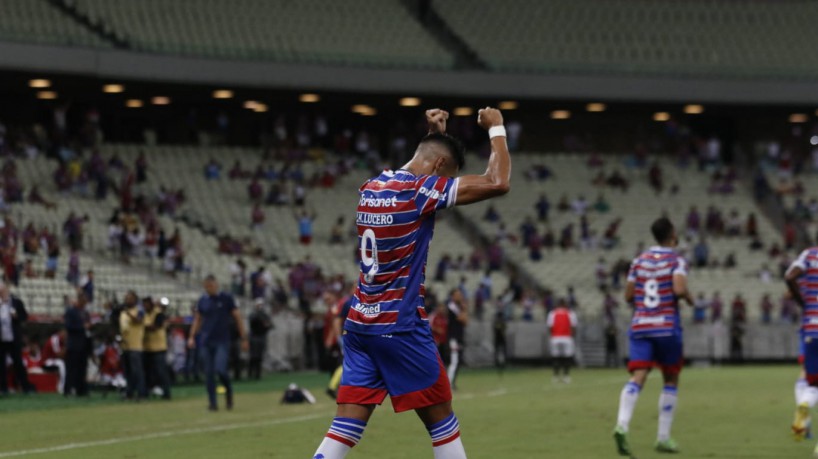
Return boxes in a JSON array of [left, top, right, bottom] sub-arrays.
[[396, 0, 487, 70], [0, 0, 110, 48], [65, 0, 455, 69], [46, 0, 130, 48]]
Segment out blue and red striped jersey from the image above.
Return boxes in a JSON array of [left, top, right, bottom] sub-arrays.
[[627, 246, 688, 338], [344, 169, 459, 334], [788, 248, 818, 337]]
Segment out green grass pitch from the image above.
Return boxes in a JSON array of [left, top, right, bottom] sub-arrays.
[[0, 365, 810, 458]]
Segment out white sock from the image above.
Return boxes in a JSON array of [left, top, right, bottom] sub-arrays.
[[448, 348, 460, 384], [313, 437, 350, 459], [800, 386, 818, 408], [434, 437, 467, 459], [313, 417, 366, 459], [616, 381, 642, 432], [796, 378, 808, 405], [657, 385, 678, 442], [428, 413, 467, 459]]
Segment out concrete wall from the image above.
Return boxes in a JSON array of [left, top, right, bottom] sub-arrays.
[[4, 41, 818, 104], [262, 315, 801, 370]]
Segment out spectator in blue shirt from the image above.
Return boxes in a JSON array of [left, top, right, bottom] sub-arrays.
[[204, 159, 222, 180], [188, 275, 249, 411], [295, 209, 316, 245]]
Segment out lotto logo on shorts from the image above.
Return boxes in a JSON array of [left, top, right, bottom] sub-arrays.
[[314, 455, 325, 459]]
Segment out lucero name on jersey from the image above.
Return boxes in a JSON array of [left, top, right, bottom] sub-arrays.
[[356, 212, 394, 226]]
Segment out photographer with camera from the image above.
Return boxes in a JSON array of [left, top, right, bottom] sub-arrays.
[[120, 290, 146, 400]]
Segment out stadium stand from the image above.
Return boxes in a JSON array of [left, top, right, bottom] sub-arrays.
[[67, 0, 454, 69], [456, 152, 784, 322], [7, 144, 506, 319], [12, 158, 202, 315], [435, 0, 818, 78], [2, 0, 813, 368], [5, 0, 818, 80], [0, 0, 110, 48], [105, 145, 508, 300]]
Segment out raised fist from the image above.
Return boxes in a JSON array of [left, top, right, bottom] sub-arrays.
[[426, 108, 449, 134], [477, 107, 503, 130]]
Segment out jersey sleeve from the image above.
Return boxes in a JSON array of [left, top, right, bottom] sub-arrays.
[[788, 249, 811, 276], [673, 256, 689, 277], [414, 175, 459, 216], [569, 311, 578, 327], [546, 311, 554, 327]]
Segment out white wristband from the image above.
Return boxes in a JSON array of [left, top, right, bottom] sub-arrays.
[[488, 126, 506, 139]]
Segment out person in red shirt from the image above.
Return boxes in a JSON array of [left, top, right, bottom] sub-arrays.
[[547, 299, 578, 383], [42, 330, 66, 393], [22, 339, 43, 371], [97, 335, 126, 392]]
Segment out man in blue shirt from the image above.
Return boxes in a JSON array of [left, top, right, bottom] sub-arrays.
[[295, 209, 316, 245], [188, 275, 249, 411]]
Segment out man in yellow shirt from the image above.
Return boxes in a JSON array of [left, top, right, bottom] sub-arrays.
[[119, 291, 146, 400], [143, 297, 171, 400]]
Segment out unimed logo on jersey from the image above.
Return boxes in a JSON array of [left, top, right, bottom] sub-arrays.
[[354, 304, 381, 315]]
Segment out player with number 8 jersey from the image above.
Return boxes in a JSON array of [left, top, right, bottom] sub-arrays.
[[613, 217, 693, 457], [312, 107, 511, 459], [785, 247, 818, 446]]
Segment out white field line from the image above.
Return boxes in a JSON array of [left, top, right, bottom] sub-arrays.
[[0, 374, 627, 457], [455, 374, 624, 400], [0, 413, 325, 458]]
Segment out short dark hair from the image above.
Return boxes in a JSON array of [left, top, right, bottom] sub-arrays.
[[651, 217, 675, 244], [420, 133, 465, 170]]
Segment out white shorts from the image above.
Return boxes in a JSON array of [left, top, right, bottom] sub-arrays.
[[550, 337, 575, 358]]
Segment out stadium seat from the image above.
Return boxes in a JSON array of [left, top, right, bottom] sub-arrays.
[[69, 0, 454, 69], [434, 0, 818, 78]]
